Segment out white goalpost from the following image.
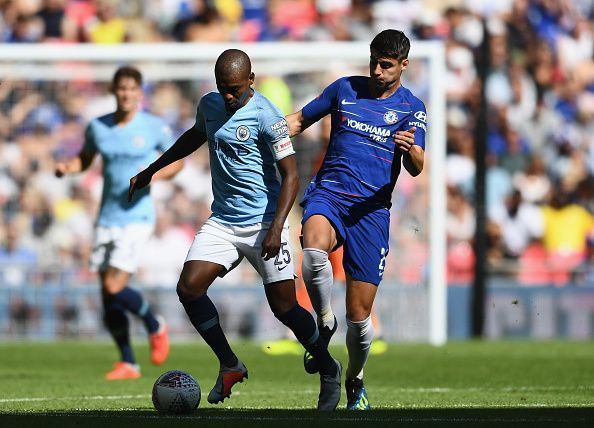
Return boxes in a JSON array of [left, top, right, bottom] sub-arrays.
[[0, 41, 447, 345]]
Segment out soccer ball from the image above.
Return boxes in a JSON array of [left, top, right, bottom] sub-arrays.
[[152, 370, 201, 414]]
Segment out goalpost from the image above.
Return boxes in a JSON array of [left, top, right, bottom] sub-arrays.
[[0, 42, 446, 345]]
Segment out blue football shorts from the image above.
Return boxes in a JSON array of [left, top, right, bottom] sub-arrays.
[[301, 190, 390, 286]]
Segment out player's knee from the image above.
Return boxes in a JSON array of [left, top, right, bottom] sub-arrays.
[[176, 277, 206, 302], [346, 305, 372, 322], [101, 277, 125, 296], [302, 248, 329, 272]]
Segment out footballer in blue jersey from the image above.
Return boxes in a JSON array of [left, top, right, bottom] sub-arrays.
[[287, 29, 425, 410], [55, 66, 183, 380], [130, 49, 342, 410]]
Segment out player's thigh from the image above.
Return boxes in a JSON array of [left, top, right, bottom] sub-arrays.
[[302, 215, 338, 251], [301, 192, 346, 251], [184, 220, 243, 289], [240, 223, 296, 285], [91, 224, 153, 275], [342, 208, 390, 286], [345, 277, 378, 321]]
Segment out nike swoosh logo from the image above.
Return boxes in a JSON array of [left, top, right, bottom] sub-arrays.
[[277, 265, 287, 271], [341, 99, 356, 105]]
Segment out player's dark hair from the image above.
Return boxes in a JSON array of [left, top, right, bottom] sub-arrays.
[[112, 66, 142, 88], [215, 49, 252, 78], [370, 29, 410, 61]]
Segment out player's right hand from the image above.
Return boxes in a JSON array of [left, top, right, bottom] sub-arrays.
[[128, 168, 153, 202], [55, 162, 68, 178]]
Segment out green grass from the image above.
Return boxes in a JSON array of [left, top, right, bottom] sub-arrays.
[[0, 341, 593, 427]]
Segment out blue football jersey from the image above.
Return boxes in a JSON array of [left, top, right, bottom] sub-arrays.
[[83, 111, 174, 226], [194, 89, 295, 225], [302, 76, 427, 208]]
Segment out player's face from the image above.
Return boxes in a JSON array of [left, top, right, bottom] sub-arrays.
[[216, 71, 255, 112], [113, 77, 142, 113], [369, 51, 408, 91]]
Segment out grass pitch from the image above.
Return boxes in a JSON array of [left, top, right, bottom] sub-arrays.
[[0, 340, 592, 427]]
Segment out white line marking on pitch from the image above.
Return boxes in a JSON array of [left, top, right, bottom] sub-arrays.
[[1, 385, 593, 404]]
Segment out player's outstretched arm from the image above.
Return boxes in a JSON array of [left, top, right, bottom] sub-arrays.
[[128, 126, 206, 202], [55, 148, 96, 178], [152, 159, 184, 181], [286, 110, 315, 137], [261, 154, 299, 260], [395, 126, 424, 176]]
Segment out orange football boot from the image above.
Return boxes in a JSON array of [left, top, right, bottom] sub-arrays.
[[105, 362, 141, 380], [150, 316, 170, 365]]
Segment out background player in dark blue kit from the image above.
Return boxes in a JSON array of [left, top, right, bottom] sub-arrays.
[[287, 29, 426, 410]]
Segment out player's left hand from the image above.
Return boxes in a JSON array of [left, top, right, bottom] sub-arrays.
[[394, 127, 416, 153], [261, 227, 282, 260], [128, 168, 154, 202]]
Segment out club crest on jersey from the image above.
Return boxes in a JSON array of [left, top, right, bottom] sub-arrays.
[[383, 110, 398, 125], [236, 125, 250, 141], [414, 111, 427, 122], [132, 136, 146, 147]]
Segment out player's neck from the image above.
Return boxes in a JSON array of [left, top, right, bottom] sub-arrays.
[[114, 109, 137, 126], [369, 79, 402, 100]]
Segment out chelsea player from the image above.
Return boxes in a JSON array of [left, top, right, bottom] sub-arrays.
[[287, 29, 426, 410], [129, 49, 341, 410], [55, 66, 183, 379]]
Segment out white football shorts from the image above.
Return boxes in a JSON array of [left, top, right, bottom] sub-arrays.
[[90, 223, 154, 273], [185, 219, 295, 284]]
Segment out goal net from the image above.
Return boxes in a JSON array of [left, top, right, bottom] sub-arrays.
[[0, 42, 446, 344]]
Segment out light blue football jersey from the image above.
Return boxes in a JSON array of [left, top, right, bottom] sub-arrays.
[[194, 89, 295, 225], [83, 111, 174, 227]]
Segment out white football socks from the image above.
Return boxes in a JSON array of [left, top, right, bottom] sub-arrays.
[[302, 248, 335, 329], [345, 315, 374, 380]]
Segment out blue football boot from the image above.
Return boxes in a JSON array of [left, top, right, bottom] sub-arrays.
[[345, 377, 371, 410]]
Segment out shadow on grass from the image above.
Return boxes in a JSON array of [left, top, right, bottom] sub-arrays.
[[1, 407, 593, 428]]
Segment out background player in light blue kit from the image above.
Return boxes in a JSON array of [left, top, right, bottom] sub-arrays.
[[129, 49, 342, 410], [55, 66, 183, 380], [287, 29, 425, 410]]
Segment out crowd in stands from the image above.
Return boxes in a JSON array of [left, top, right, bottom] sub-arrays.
[[0, 0, 593, 289]]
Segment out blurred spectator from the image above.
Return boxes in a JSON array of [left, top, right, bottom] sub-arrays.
[[9, 296, 40, 336], [83, 0, 128, 43], [541, 185, 594, 285], [0, 222, 37, 287], [490, 189, 543, 258], [171, 0, 226, 41], [136, 208, 192, 288], [36, 0, 77, 42]]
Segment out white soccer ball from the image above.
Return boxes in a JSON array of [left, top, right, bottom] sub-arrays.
[[152, 370, 201, 414]]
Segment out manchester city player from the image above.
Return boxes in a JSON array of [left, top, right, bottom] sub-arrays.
[[55, 66, 183, 379], [287, 29, 425, 410], [129, 49, 341, 410]]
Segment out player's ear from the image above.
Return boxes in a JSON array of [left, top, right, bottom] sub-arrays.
[[249, 72, 255, 85], [401, 58, 409, 71]]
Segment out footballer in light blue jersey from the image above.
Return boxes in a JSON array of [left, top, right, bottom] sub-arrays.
[[130, 49, 342, 410], [56, 66, 182, 380], [83, 110, 174, 227], [194, 89, 294, 225]]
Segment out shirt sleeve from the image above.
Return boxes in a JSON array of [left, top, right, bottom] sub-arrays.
[[193, 97, 206, 135], [156, 119, 174, 152], [82, 123, 98, 155], [406, 99, 427, 150], [301, 78, 342, 122], [259, 105, 295, 162]]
